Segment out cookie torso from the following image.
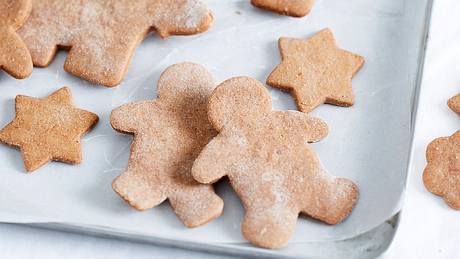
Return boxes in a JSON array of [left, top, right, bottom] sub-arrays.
[[127, 101, 215, 188], [19, 0, 213, 86]]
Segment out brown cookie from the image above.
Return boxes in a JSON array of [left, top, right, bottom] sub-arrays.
[[424, 130, 460, 210], [251, 0, 314, 17], [192, 77, 358, 249], [267, 28, 365, 113], [111, 62, 223, 228], [448, 93, 460, 115], [0, 0, 33, 79], [19, 0, 213, 87], [0, 87, 99, 172]]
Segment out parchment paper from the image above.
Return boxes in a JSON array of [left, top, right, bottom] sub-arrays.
[[0, 0, 429, 243]]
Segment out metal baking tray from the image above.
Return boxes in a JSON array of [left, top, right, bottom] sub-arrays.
[[0, 0, 433, 258]]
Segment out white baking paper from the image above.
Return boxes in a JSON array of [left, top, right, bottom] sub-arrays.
[[0, 0, 429, 244]]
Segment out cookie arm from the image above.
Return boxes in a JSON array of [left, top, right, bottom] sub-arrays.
[[110, 100, 157, 134], [192, 134, 238, 184], [0, 29, 32, 79], [279, 111, 328, 143]]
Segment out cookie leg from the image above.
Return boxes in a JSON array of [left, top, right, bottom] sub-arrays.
[[169, 185, 223, 228], [0, 30, 32, 79], [112, 170, 167, 211], [302, 178, 358, 225], [64, 35, 140, 87], [241, 207, 298, 249]]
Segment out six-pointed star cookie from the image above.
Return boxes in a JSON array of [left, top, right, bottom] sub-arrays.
[[251, 0, 314, 17], [0, 87, 99, 172], [267, 28, 365, 113]]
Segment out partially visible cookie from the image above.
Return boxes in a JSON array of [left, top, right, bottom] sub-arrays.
[[111, 62, 223, 228], [0, 87, 98, 172], [448, 93, 460, 114], [19, 0, 213, 87], [267, 28, 364, 113], [0, 0, 33, 79], [424, 130, 460, 210], [192, 76, 358, 249], [251, 0, 314, 17]]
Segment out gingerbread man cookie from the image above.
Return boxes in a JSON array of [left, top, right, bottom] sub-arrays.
[[251, 0, 314, 17], [111, 63, 223, 228], [19, 0, 213, 87], [0, 0, 33, 79], [192, 77, 358, 249], [0, 87, 98, 172], [267, 28, 364, 113]]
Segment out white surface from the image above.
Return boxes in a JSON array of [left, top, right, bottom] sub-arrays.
[[1, 0, 454, 249], [383, 0, 460, 258], [0, 1, 429, 253], [3, 0, 460, 258]]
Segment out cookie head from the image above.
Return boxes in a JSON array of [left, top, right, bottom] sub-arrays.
[[424, 131, 460, 209], [208, 77, 272, 132], [153, 0, 213, 37], [157, 62, 215, 106]]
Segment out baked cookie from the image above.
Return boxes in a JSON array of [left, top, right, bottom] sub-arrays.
[[251, 0, 314, 17], [267, 28, 365, 113], [424, 130, 460, 210], [19, 0, 213, 87], [111, 63, 223, 228], [0, 0, 33, 79], [192, 77, 358, 249], [0, 87, 98, 172], [448, 93, 460, 115]]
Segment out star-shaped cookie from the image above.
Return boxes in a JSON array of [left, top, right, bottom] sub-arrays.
[[0, 87, 99, 172], [267, 28, 365, 113], [251, 0, 314, 17]]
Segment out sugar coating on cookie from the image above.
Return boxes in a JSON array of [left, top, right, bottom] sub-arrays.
[[111, 62, 223, 228], [192, 77, 358, 249], [0, 0, 33, 79], [424, 130, 460, 210], [251, 0, 314, 17], [0, 87, 99, 172], [19, 0, 213, 87], [267, 28, 364, 113]]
